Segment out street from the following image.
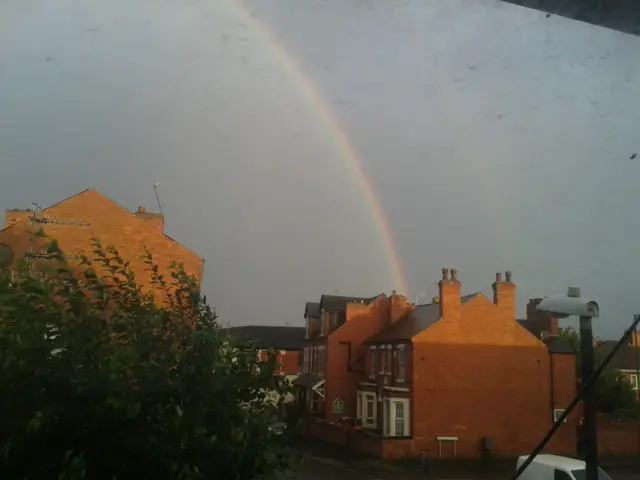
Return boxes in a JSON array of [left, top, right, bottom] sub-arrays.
[[277, 451, 640, 480], [278, 457, 386, 480]]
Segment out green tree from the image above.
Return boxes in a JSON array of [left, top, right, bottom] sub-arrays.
[[0, 238, 294, 479], [558, 326, 639, 416]]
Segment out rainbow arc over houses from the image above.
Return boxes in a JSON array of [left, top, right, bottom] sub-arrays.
[[230, 0, 408, 296]]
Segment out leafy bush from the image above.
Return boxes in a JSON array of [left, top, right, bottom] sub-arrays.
[[559, 326, 639, 416], [0, 238, 293, 479]]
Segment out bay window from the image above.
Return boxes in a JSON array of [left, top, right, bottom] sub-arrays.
[[383, 397, 410, 437], [357, 391, 377, 428]]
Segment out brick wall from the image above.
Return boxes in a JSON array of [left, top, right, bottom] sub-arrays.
[[324, 294, 414, 424], [279, 349, 302, 375], [598, 417, 640, 457], [412, 290, 576, 458], [309, 420, 347, 446], [349, 430, 382, 457], [0, 190, 203, 301]]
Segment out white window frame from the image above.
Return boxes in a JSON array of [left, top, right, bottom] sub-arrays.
[[629, 373, 638, 391], [384, 397, 410, 437], [553, 409, 567, 423], [396, 344, 406, 383], [357, 391, 377, 428]]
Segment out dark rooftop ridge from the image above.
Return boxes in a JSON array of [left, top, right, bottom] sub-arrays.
[[224, 325, 306, 351]]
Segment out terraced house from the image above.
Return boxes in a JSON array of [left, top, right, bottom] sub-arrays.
[[0, 189, 203, 301], [596, 332, 640, 400], [301, 270, 578, 460]]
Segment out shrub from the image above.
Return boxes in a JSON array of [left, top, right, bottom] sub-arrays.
[[0, 238, 293, 479]]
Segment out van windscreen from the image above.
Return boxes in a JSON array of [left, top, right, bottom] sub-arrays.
[[571, 468, 611, 480]]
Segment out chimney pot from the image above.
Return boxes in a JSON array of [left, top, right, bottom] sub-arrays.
[[505, 271, 512, 283], [441, 268, 449, 280], [495, 272, 502, 282], [392, 290, 396, 295], [451, 268, 458, 282], [137, 206, 145, 213]]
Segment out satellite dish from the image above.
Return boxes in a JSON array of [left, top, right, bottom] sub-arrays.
[[0, 243, 14, 268]]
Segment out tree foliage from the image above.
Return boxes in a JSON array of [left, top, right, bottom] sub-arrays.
[[558, 326, 639, 416], [0, 238, 293, 479]]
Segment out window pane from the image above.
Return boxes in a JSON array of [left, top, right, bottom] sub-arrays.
[[394, 402, 405, 436], [371, 351, 376, 376], [397, 349, 405, 379], [571, 468, 611, 480]]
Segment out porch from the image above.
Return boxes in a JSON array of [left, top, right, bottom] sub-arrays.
[[293, 373, 326, 416]]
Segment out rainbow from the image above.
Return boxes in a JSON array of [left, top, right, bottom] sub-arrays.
[[231, 0, 408, 296]]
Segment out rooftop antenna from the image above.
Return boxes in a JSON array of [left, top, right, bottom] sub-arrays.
[[24, 201, 90, 263], [153, 182, 163, 216]]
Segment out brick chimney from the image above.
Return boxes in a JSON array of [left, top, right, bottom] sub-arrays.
[[439, 268, 461, 320], [493, 271, 516, 319], [526, 298, 559, 336]]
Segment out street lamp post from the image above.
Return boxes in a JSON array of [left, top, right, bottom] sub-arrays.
[[537, 286, 599, 480]]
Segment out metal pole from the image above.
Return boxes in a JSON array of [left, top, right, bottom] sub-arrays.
[[579, 315, 598, 480], [512, 314, 640, 480]]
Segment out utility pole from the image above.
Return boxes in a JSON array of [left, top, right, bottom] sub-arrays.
[[579, 315, 598, 480]]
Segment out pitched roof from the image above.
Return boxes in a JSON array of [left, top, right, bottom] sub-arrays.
[[365, 293, 480, 344], [596, 340, 640, 370], [516, 320, 575, 354], [318, 294, 381, 312], [225, 325, 306, 351], [305, 302, 320, 318]]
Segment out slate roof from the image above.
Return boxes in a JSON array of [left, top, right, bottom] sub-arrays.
[[304, 302, 320, 318], [596, 340, 640, 370], [225, 325, 306, 351], [292, 374, 325, 388], [365, 293, 480, 344], [318, 294, 381, 312]]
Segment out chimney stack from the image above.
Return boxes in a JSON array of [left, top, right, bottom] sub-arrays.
[[439, 267, 461, 320], [137, 206, 146, 213], [526, 298, 558, 336], [493, 271, 516, 320]]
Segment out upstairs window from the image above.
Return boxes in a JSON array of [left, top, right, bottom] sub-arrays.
[[396, 344, 406, 382], [370, 348, 377, 379], [380, 345, 391, 374], [629, 373, 638, 391], [318, 345, 326, 375]]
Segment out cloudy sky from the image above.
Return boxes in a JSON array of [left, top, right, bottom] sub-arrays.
[[1, 0, 639, 337]]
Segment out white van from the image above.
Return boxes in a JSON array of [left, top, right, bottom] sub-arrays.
[[516, 454, 613, 480]]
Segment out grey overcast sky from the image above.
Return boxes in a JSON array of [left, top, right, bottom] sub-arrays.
[[1, 0, 639, 337]]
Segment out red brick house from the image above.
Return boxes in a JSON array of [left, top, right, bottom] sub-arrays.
[[0, 189, 203, 301], [295, 293, 415, 421], [224, 325, 305, 376], [301, 269, 578, 459], [595, 332, 640, 400]]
